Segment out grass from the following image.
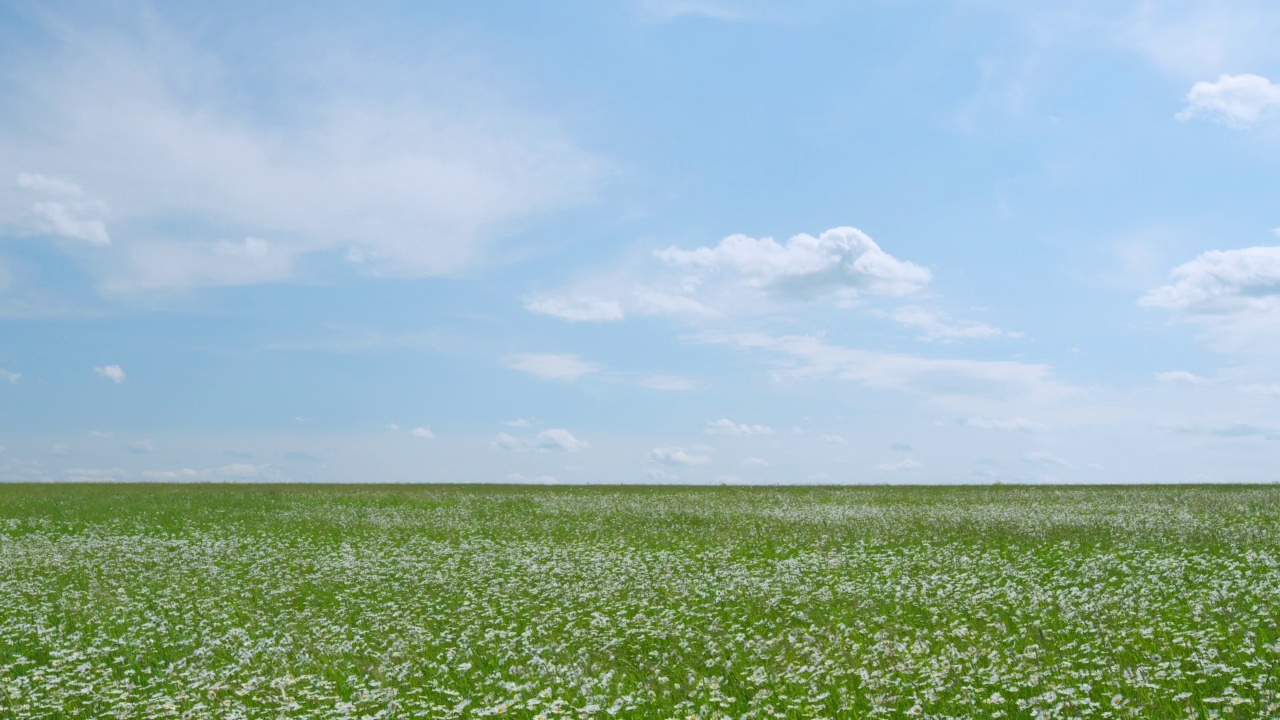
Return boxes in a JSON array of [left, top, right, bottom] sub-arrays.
[[1, 483, 1278, 719]]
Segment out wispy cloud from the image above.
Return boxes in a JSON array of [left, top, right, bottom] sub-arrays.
[[504, 353, 601, 381], [704, 418, 775, 436], [0, 14, 603, 291], [492, 428, 588, 452]]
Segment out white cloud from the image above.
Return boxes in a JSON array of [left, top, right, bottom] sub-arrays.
[[820, 434, 847, 445], [492, 432, 524, 451], [962, 416, 1049, 432], [1141, 245, 1280, 313], [1155, 370, 1208, 385], [524, 295, 624, 322], [127, 439, 155, 454], [492, 428, 587, 452], [105, 237, 298, 293], [386, 423, 401, 431], [504, 353, 601, 381], [0, 368, 19, 383], [528, 227, 928, 323], [637, 375, 698, 391], [742, 457, 769, 466], [501, 418, 534, 427], [1177, 74, 1280, 127], [1118, 3, 1280, 79], [697, 332, 1062, 399], [704, 418, 775, 436], [875, 459, 922, 472], [654, 226, 930, 301], [409, 426, 435, 439], [0, 18, 601, 290], [647, 446, 712, 466], [94, 364, 126, 383], [533, 428, 587, 452], [883, 306, 1021, 342], [16, 172, 111, 245]]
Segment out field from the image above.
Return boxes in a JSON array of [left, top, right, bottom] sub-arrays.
[[1, 485, 1278, 719]]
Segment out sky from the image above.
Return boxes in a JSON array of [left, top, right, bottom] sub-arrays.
[[2, 0, 1280, 484]]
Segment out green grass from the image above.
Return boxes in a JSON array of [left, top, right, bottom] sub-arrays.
[[1, 484, 1278, 719]]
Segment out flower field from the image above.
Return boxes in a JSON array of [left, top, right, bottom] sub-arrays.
[[1, 484, 1278, 719]]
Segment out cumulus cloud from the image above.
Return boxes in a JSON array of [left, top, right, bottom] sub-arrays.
[[16, 173, 111, 245], [704, 418, 775, 436], [0, 369, 19, 383], [127, 439, 155, 454], [528, 227, 929, 323], [637, 375, 698, 391], [820, 434, 847, 445], [94, 364, 126, 383], [1176, 74, 1280, 127], [533, 428, 588, 452], [1140, 244, 1280, 350], [504, 353, 600, 381], [655, 226, 930, 300], [647, 446, 712, 466], [501, 418, 535, 427], [1141, 245, 1280, 314], [742, 457, 769, 466], [409, 426, 435, 439], [962, 416, 1049, 432], [875, 459, 922, 472]]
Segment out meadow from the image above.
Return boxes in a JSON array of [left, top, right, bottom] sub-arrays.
[[0, 484, 1278, 720]]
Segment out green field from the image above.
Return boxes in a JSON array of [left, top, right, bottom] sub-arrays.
[[1, 485, 1278, 719]]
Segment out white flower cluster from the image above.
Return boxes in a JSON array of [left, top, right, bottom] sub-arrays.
[[0, 486, 1278, 718]]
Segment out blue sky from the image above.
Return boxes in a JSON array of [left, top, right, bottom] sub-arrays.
[[2, 0, 1280, 484]]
